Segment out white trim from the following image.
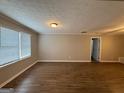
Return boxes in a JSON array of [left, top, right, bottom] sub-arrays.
[[90, 36, 102, 62], [40, 33, 101, 35], [37, 60, 91, 62], [100, 60, 119, 63], [0, 60, 38, 88], [19, 32, 22, 58]]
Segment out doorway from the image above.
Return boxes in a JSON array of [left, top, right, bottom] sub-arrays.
[[91, 37, 101, 62]]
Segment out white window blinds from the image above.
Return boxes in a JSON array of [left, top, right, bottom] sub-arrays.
[[0, 27, 31, 66], [21, 32, 31, 58]]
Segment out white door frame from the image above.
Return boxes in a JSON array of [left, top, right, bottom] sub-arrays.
[[90, 37, 102, 62]]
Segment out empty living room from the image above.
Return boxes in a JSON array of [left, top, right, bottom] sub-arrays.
[[0, 0, 124, 93]]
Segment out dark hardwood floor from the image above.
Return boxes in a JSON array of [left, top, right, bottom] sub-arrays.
[[3, 62, 124, 93]]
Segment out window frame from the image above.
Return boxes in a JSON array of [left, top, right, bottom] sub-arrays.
[[0, 27, 32, 67], [20, 32, 31, 58]]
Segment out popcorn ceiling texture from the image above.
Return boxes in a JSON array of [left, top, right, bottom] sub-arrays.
[[0, 0, 124, 34]]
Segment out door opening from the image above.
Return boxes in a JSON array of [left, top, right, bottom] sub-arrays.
[[91, 37, 100, 62]]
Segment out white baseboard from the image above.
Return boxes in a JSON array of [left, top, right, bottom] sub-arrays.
[[38, 60, 120, 63], [0, 60, 38, 88], [101, 60, 119, 63], [37, 60, 91, 62]]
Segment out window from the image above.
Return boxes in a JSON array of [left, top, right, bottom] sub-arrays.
[[21, 32, 31, 58], [0, 28, 19, 65], [0, 27, 31, 66]]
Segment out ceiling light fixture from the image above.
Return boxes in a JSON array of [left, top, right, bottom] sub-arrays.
[[50, 23, 58, 28]]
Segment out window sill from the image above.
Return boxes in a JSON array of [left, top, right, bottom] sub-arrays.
[[0, 56, 31, 68]]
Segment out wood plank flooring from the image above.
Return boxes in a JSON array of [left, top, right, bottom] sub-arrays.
[[3, 62, 124, 93]]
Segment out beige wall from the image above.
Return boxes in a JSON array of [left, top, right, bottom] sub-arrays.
[[38, 34, 124, 62], [38, 34, 92, 61], [0, 14, 38, 86], [101, 35, 124, 61]]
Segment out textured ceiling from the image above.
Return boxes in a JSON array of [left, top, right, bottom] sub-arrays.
[[0, 0, 124, 34]]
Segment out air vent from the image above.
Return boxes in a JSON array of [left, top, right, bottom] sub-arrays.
[[81, 31, 87, 33]]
